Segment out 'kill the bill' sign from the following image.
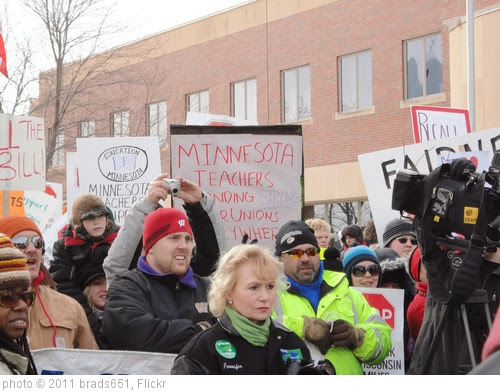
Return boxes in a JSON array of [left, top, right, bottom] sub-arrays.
[[0, 113, 45, 191]]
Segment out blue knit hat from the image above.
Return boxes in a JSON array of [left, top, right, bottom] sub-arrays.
[[342, 245, 379, 275]]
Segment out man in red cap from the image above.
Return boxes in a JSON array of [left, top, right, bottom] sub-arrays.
[[0, 216, 98, 350], [102, 175, 224, 353]]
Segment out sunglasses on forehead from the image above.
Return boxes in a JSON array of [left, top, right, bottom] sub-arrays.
[[397, 237, 417, 245], [352, 265, 381, 277], [0, 292, 36, 308], [12, 236, 44, 250], [282, 247, 319, 259]]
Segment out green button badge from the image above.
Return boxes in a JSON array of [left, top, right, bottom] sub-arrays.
[[215, 340, 237, 359]]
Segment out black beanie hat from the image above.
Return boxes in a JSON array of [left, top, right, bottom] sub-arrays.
[[274, 220, 319, 256]]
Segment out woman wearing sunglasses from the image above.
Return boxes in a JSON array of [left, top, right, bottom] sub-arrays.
[[0, 234, 37, 375], [342, 246, 382, 288]]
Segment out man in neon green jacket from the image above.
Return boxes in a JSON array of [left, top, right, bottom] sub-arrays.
[[273, 220, 392, 375]]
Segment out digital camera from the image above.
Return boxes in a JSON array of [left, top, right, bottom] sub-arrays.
[[164, 179, 181, 195]]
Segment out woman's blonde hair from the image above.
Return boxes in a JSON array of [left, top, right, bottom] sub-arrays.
[[305, 218, 331, 234], [208, 244, 287, 317]]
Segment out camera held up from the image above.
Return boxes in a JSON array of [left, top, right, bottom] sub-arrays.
[[164, 179, 181, 195]]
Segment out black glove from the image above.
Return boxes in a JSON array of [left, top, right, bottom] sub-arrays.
[[241, 234, 258, 244], [449, 158, 476, 180], [329, 319, 365, 350], [303, 316, 332, 355]]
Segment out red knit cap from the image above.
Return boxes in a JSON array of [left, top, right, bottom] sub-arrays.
[[408, 247, 422, 282], [143, 208, 193, 254], [0, 216, 43, 238]]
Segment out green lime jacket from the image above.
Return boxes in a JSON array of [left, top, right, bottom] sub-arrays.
[[274, 270, 392, 375]]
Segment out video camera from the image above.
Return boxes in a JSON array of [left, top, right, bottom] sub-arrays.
[[391, 152, 500, 305]]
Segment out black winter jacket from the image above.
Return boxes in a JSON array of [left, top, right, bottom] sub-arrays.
[[103, 266, 215, 353], [171, 313, 311, 375]]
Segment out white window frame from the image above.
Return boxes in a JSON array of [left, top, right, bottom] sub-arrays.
[[79, 119, 95, 138], [147, 100, 167, 147], [51, 130, 64, 167], [231, 78, 257, 122], [112, 110, 129, 137], [187, 90, 209, 113], [339, 50, 372, 112], [282, 65, 311, 123]]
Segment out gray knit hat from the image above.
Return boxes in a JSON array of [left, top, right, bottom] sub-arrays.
[[382, 219, 415, 248]]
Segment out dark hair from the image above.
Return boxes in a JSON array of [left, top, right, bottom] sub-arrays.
[[0, 329, 37, 374]]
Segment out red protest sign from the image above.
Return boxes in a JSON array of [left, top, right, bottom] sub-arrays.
[[362, 292, 395, 329]]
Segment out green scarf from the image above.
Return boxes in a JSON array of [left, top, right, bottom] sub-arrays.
[[224, 306, 270, 347]]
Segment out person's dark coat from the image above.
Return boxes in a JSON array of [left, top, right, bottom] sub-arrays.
[[171, 313, 311, 375]]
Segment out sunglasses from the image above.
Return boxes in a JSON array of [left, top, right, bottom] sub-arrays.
[[12, 236, 44, 250], [397, 237, 417, 245], [0, 292, 36, 308], [282, 247, 319, 259], [352, 265, 381, 277]]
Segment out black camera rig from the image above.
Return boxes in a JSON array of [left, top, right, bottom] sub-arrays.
[[391, 152, 500, 305]]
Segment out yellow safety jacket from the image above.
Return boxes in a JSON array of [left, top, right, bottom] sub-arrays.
[[275, 270, 392, 375]]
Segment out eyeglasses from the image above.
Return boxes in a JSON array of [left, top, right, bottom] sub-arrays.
[[0, 292, 36, 308], [12, 236, 44, 250], [352, 265, 381, 277], [397, 237, 417, 245], [282, 247, 319, 259]]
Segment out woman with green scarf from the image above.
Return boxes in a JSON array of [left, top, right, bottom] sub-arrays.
[[171, 244, 312, 375]]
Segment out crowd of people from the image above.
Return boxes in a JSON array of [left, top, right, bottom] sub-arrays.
[[0, 171, 498, 375]]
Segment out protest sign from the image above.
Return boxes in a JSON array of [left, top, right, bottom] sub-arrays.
[[0, 113, 45, 191], [32, 348, 176, 375], [77, 137, 162, 225], [355, 287, 404, 375], [66, 152, 79, 220], [170, 125, 303, 249], [436, 151, 491, 174], [23, 190, 59, 232], [0, 190, 24, 216], [358, 127, 500, 240], [186, 112, 257, 126], [411, 106, 471, 143], [42, 212, 68, 268], [43, 182, 63, 231]]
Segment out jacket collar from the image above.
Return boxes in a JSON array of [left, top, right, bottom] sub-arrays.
[[137, 255, 197, 288]]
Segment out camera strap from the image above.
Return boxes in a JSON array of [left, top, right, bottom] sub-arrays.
[[419, 169, 488, 305]]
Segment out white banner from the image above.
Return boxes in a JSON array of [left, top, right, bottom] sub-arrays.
[[358, 127, 500, 240], [77, 137, 162, 225], [32, 348, 176, 375], [42, 212, 68, 269], [0, 113, 45, 191], [170, 129, 303, 249], [23, 191, 59, 233], [355, 287, 405, 375]]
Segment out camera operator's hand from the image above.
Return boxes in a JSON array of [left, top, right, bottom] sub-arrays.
[[176, 177, 203, 205], [146, 173, 171, 205], [329, 319, 365, 350], [303, 316, 332, 355], [449, 159, 476, 180]]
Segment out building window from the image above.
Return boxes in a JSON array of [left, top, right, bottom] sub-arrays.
[[187, 90, 209, 113], [232, 78, 257, 122], [340, 50, 372, 112], [405, 33, 443, 99], [51, 129, 64, 167], [282, 65, 311, 123], [112, 110, 129, 137], [147, 101, 167, 147], [79, 119, 95, 137]]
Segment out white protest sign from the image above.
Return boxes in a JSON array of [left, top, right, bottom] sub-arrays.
[[66, 152, 79, 220], [186, 112, 257, 126], [77, 137, 162, 225], [42, 212, 68, 269], [436, 151, 491, 174], [170, 126, 303, 249], [355, 287, 404, 375], [23, 191, 59, 232], [358, 127, 499, 240], [42, 182, 63, 232], [32, 348, 176, 375], [0, 113, 45, 191], [411, 106, 471, 143]]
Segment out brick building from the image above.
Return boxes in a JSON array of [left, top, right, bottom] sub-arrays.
[[35, 0, 500, 218]]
